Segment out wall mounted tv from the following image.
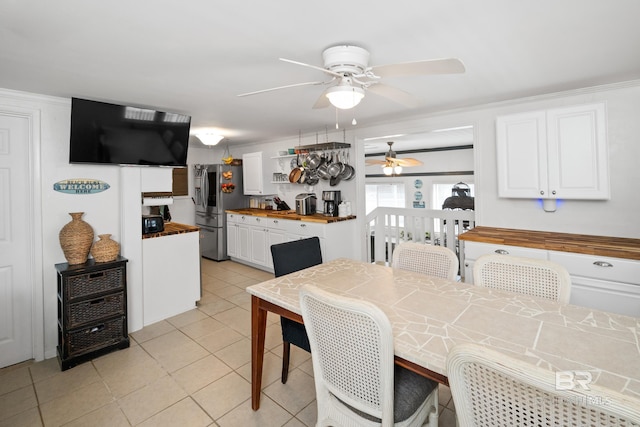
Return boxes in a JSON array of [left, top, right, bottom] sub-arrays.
[[69, 98, 191, 166]]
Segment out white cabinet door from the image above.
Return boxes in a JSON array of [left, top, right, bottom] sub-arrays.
[[227, 223, 238, 258], [237, 223, 251, 261], [496, 110, 548, 198], [546, 103, 609, 199], [249, 225, 268, 266], [496, 103, 609, 200], [242, 152, 265, 195], [265, 228, 286, 269]]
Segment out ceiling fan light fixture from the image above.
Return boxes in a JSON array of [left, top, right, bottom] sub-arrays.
[[197, 133, 224, 146], [326, 85, 365, 109], [383, 165, 394, 176], [394, 165, 403, 174]]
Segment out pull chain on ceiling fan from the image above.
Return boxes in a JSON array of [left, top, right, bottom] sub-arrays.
[[237, 45, 465, 110]]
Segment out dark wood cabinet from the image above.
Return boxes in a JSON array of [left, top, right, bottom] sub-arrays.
[[55, 256, 129, 370]]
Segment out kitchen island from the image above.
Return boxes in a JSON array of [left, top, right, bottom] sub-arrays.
[[142, 222, 201, 325], [226, 209, 357, 272]]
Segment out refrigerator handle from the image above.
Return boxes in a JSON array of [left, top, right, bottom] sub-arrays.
[[202, 169, 209, 210]]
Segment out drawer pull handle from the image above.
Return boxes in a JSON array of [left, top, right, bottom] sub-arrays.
[[89, 272, 105, 279], [90, 324, 105, 333], [593, 261, 613, 268], [494, 249, 509, 255], [300, 224, 306, 228], [90, 298, 105, 305], [273, 220, 278, 224]]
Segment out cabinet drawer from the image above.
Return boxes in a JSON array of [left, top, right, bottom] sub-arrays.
[[67, 292, 125, 329], [65, 316, 126, 357], [65, 267, 124, 300], [464, 242, 547, 261], [264, 217, 287, 231], [549, 251, 640, 285], [226, 213, 238, 224], [283, 220, 325, 238], [570, 276, 640, 317]]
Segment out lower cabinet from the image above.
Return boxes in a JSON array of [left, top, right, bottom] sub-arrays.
[[226, 213, 353, 272], [142, 231, 201, 326], [55, 257, 130, 370], [463, 241, 640, 317]]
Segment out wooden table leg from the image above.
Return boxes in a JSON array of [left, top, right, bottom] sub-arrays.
[[251, 295, 267, 410]]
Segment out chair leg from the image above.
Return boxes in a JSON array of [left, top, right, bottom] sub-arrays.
[[281, 341, 291, 384]]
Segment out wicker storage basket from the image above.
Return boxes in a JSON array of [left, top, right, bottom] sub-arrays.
[[91, 234, 120, 262]]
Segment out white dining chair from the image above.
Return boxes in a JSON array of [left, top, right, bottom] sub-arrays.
[[473, 254, 572, 303], [447, 343, 640, 427], [299, 285, 439, 427], [391, 242, 459, 280]]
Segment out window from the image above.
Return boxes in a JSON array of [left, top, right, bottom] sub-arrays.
[[366, 183, 405, 215]]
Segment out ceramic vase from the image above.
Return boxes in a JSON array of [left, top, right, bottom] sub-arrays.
[[59, 212, 94, 265], [91, 234, 120, 262]]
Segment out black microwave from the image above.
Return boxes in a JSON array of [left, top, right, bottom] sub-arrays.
[[142, 214, 164, 234]]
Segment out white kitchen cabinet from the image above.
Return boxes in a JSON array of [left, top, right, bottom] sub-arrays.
[[142, 231, 200, 326], [226, 212, 354, 272], [496, 102, 609, 200], [226, 214, 238, 258], [243, 151, 273, 195], [462, 240, 640, 317], [141, 167, 173, 193]]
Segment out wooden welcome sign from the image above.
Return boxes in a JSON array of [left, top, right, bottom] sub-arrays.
[[53, 179, 110, 195]]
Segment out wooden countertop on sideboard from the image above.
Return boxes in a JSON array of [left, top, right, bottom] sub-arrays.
[[459, 226, 640, 261], [226, 209, 356, 224], [142, 222, 200, 239]]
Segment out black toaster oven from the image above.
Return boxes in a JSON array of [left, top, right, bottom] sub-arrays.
[[142, 214, 164, 234]]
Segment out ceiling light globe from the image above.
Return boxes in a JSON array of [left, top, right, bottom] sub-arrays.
[[383, 165, 393, 175], [394, 165, 403, 174], [197, 134, 224, 146], [326, 86, 365, 110]]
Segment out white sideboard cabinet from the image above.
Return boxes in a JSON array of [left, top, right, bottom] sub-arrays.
[[496, 102, 609, 200], [463, 240, 640, 317]]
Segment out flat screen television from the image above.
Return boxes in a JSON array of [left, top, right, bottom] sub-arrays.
[[69, 97, 191, 166]]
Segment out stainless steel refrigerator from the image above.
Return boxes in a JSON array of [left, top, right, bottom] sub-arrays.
[[194, 164, 248, 261]]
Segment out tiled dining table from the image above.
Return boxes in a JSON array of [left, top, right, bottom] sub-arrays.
[[247, 258, 640, 411]]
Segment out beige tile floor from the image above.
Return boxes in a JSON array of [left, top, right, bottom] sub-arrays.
[[0, 259, 457, 427]]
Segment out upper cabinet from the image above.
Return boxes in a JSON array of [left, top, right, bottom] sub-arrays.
[[243, 151, 272, 195], [141, 167, 173, 193], [496, 102, 609, 200]]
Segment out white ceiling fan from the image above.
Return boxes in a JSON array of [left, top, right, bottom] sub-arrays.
[[237, 45, 465, 109], [366, 141, 423, 175]]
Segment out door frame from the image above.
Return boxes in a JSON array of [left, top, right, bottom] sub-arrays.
[[0, 104, 45, 363]]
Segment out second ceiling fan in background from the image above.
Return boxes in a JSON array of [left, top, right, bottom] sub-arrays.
[[238, 44, 465, 110]]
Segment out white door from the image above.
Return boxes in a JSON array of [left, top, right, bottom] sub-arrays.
[[0, 113, 33, 367]]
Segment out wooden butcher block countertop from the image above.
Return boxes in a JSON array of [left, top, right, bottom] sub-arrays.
[[226, 209, 356, 224], [459, 226, 640, 261], [142, 222, 200, 239]]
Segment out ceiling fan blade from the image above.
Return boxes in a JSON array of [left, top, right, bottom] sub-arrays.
[[366, 83, 422, 108], [237, 80, 329, 97], [279, 58, 344, 79], [372, 57, 465, 78], [312, 89, 331, 109], [388, 157, 423, 167], [365, 159, 386, 165]]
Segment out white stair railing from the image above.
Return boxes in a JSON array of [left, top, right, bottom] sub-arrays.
[[365, 207, 475, 277]]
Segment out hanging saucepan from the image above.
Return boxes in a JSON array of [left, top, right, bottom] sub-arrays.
[[289, 167, 302, 183], [339, 151, 355, 181], [305, 169, 319, 186], [317, 151, 332, 180], [327, 151, 344, 178], [305, 150, 322, 170], [330, 174, 341, 186]]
